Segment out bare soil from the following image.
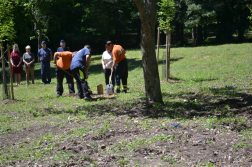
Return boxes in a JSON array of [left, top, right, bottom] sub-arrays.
[[1, 93, 252, 166]]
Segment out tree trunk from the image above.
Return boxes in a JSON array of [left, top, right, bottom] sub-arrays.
[[1, 43, 8, 99], [197, 25, 203, 45], [175, 22, 180, 44], [133, 0, 163, 103], [203, 24, 207, 40], [180, 24, 184, 45], [114, 0, 123, 45], [192, 26, 197, 45]]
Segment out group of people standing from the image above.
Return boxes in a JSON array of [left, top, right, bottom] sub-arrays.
[[10, 44, 35, 85], [9, 40, 128, 100]]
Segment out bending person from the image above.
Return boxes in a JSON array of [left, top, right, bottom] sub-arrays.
[[101, 45, 115, 86], [23, 45, 35, 85], [70, 45, 92, 100], [53, 51, 75, 97], [106, 41, 128, 93]]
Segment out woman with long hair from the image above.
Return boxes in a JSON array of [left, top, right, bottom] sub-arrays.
[[10, 44, 23, 85]]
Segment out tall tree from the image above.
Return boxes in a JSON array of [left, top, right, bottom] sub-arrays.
[[133, 0, 163, 103], [0, 0, 15, 42]]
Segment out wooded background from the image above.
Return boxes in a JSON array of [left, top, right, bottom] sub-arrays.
[[1, 0, 251, 55]]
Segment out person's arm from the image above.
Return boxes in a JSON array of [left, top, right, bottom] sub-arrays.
[[37, 51, 40, 63], [29, 56, 35, 65], [101, 56, 106, 69], [17, 56, 23, 67], [111, 60, 119, 72], [53, 52, 59, 66], [50, 51, 52, 61], [86, 54, 90, 70], [10, 58, 16, 67], [23, 56, 28, 65]]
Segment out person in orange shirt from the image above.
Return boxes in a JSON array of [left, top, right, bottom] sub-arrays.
[[53, 51, 75, 97], [106, 41, 128, 93]]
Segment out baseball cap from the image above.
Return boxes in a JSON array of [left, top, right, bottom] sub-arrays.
[[41, 41, 46, 44], [106, 41, 113, 45], [60, 40, 65, 43]]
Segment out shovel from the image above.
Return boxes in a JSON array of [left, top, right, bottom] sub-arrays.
[[106, 71, 114, 94]]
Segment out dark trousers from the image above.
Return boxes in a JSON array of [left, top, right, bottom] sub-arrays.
[[104, 68, 115, 85], [41, 61, 51, 84], [71, 67, 90, 98], [56, 67, 75, 95], [115, 59, 128, 90]]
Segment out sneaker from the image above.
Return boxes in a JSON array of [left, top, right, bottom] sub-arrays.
[[79, 96, 84, 99], [114, 90, 120, 94], [121, 90, 127, 94], [84, 96, 93, 101], [56, 94, 61, 97]]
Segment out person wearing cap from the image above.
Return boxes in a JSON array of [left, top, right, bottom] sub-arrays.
[[53, 51, 75, 97], [106, 41, 128, 93], [23, 45, 35, 85], [57, 40, 70, 52], [37, 41, 52, 84], [70, 45, 92, 100]]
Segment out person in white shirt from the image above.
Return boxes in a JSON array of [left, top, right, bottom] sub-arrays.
[[101, 45, 115, 86]]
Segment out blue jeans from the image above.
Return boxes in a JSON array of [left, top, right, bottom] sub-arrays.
[[41, 61, 51, 84]]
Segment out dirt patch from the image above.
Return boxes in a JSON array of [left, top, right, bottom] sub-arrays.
[[1, 99, 19, 105], [5, 118, 252, 166], [1, 92, 252, 166]]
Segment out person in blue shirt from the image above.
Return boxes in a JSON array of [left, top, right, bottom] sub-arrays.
[[37, 41, 52, 84], [70, 45, 92, 100], [57, 40, 70, 52]]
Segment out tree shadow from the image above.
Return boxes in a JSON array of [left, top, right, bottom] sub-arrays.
[[157, 57, 184, 65], [74, 85, 252, 128]]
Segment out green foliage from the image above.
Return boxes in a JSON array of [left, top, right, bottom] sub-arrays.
[[157, 0, 176, 30], [248, 5, 252, 20], [0, 0, 16, 42], [184, 0, 217, 27]]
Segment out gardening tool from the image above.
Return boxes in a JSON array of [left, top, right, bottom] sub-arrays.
[[106, 71, 114, 94]]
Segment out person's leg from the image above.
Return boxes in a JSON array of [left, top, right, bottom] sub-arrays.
[[14, 74, 18, 85], [45, 61, 51, 84], [111, 69, 115, 86], [65, 69, 75, 94], [78, 68, 91, 98], [121, 59, 128, 93], [71, 68, 84, 98], [30, 67, 35, 84], [17, 74, 21, 85], [41, 62, 46, 84], [25, 68, 29, 85], [56, 67, 64, 96], [114, 63, 122, 93], [104, 68, 110, 85]]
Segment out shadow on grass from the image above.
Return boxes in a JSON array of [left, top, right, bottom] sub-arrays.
[[29, 85, 252, 131]]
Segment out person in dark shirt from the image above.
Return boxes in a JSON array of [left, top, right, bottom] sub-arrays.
[[57, 40, 70, 52], [37, 41, 52, 84], [70, 45, 92, 100], [23, 45, 35, 85]]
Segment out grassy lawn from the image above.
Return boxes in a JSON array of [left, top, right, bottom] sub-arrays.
[[0, 43, 252, 166]]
